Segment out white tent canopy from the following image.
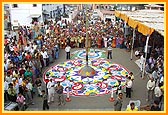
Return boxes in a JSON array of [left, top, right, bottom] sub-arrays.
[[115, 9, 164, 36]]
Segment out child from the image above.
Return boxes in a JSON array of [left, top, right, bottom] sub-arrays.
[[16, 92, 26, 110], [41, 90, 49, 110], [126, 102, 138, 111]]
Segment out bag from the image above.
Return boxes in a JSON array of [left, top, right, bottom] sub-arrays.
[[56, 86, 63, 94], [57, 88, 63, 94]]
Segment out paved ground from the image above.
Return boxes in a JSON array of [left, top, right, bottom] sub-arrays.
[[25, 47, 153, 111]]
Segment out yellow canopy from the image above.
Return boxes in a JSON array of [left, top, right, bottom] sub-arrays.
[[137, 22, 155, 36], [114, 10, 162, 36], [128, 17, 138, 29], [120, 13, 129, 23], [115, 11, 121, 18]]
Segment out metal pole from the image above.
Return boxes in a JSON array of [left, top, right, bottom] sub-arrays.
[[130, 28, 135, 60], [152, 37, 155, 49], [124, 22, 127, 38], [86, 5, 89, 66], [142, 35, 150, 79]]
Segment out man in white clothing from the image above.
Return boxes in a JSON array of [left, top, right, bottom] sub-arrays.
[[140, 53, 145, 72], [103, 37, 108, 48], [146, 77, 155, 104], [24, 44, 31, 52], [44, 49, 49, 66], [25, 80, 34, 105], [65, 45, 71, 59], [41, 49, 49, 67], [135, 50, 140, 57], [126, 77, 133, 98], [107, 45, 112, 59], [152, 68, 159, 84], [154, 83, 163, 103], [47, 79, 55, 103]]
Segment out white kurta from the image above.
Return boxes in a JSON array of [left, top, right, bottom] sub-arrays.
[[47, 81, 55, 102]]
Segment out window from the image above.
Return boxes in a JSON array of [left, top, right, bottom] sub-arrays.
[[12, 4, 18, 8], [50, 11, 52, 18], [33, 4, 37, 7], [105, 6, 108, 9], [32, 18, 38, 24], [101, 6, 104, 9]]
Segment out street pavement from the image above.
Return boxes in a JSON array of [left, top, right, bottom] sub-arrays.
[[26, 47, 152, 111]]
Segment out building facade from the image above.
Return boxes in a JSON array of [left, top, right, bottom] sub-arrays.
[[42, 4, 64, 21], [4, 4, 11, 30], [9, 4, 43, 27], [144, 4, 164, 10], [93, 4, 113, 10]]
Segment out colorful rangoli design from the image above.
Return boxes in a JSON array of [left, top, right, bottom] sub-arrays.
[[71, 49, 106, 59], [43, 59, 129, 96]]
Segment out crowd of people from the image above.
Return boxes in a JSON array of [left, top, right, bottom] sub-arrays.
[[4, 10, 127, 108], [4, 8, 164, 111], [145, 45, 164, 110], [4, 21, 61, 110], [138, 34, 164, 109]]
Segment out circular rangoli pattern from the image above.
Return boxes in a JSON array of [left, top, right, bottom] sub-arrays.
[[43, 59, 129, 96]]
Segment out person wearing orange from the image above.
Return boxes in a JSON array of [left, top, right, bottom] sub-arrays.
[[63, 37, 67, 49], [54, 27, 59, 36], [97, 36, 102, 48], [60, 37, 64, 49], [112, 37, 116, 48], [23, 35, 27, 46], [25, 52, 32, 61], [18, 34, 24, 48]]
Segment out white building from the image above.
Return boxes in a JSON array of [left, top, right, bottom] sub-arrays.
[[9, 4, 43, 27], [42, 4, 79, 23], [42, 4, 63, 20], [93, 9, 115, 22], [144, 4, 164, 10], [4, 4, 10, 30]]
